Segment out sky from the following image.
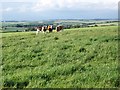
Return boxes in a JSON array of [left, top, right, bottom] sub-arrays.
[[0, 0, 119, 21]]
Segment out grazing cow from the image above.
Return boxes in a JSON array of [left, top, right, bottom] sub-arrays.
[[42, 26, 47, 33], [35, 26, 42, 35], [48, 25, 53, 32], [56, 25, 63, 32]]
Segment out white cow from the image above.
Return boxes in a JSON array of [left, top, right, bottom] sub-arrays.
[[36, 27, 42, 35], [42, 26, 47, 33]]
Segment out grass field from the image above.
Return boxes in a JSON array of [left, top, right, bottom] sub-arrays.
[[2, 27, 27, 32], [2, 26, 119, 88]]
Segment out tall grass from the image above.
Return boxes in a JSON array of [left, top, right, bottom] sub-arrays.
[[2, 26, 119, 88]]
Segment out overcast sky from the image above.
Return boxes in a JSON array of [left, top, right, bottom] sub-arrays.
[[0, 0, 119, 21]]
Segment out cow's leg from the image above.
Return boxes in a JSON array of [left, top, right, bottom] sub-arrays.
[[43, 29, 45, 33], [44, 29, 47, 34], [36, 31, 39, 35], [49, 28, 52, 32], [43, 29, 46, 33]]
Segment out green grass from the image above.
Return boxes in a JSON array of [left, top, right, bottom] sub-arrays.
[[2, 27, 26, 32], [2, 26, 119, 88]]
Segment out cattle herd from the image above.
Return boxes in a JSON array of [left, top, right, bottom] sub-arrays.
[[35, 25, 63, 35]]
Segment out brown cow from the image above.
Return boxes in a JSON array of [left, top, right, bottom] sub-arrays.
[[56, 25, 63, 32], [35, 26, 42, 35], [48, 25, 53, 32], [42, 26, 47, 33]]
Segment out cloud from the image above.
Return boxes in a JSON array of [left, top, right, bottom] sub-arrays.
[[5, 7, 13, 11], [0, 0, 38, 2], [18, 6, 30, 13], [1, 3, 32, 13], [31, 0, 119, 12], [0, 0, 118, 20], [0, 7, 13, 12], [1, 0, 119, 13]]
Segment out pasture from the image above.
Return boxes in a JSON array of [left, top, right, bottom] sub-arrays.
[[2, 26, 119, 88]]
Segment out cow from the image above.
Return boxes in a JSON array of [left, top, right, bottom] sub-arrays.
[[48, 25, 53, 32], [35, 26, 42, 35], [42, 26, 47, 33], [56, 25, 63, 32]]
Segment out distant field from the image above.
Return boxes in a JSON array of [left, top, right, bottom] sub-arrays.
[[2, 27, 27, 32], [2, 26, 119, 88], [1, 20, 118, 31]]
